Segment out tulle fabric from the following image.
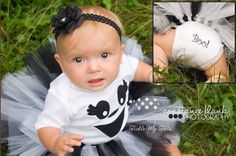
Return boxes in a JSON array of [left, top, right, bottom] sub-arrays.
[[179, 3, 192, 21], [1, 72, 47, 156], [77, 132, 151, 156], [154, 3, 185, 24], [154, 2, 235, 56], [195, 3, 235, 22], [1, 38, 184, 156], [212, 19, 235, 57]]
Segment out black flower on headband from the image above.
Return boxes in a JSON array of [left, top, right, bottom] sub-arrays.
[[51, 6, 84, 39]]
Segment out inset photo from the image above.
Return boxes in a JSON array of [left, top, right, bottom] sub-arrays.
[[153, 2, 235, 83]]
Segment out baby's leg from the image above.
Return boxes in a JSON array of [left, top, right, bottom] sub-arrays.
[[150, 143, 181, 156], [205, 53, 229, 82], [165, 144, 181, 156], [154, 30, 176, 58], [154, 44, 168, 80], [154, 44, 168, 70], [151, 144, 184, 156]]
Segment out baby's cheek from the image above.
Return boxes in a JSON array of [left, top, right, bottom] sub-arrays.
[[154, 34, 159, 44]]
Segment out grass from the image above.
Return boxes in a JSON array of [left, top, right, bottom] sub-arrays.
[[1, 0, 236, 156], [170, 83, 236, 156], [0, 0, 152, 75], [154, 59, 236, 83], [154, 55, 236, 83]]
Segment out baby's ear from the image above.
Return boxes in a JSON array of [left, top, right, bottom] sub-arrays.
[[121, 43, 125, 54], [54, 53, 64, 72], [54, 53, 60, 63], [119, 44, 125, 64]]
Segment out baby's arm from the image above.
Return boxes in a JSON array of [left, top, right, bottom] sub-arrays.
[[133, 44, 169, 83], [205, 53, 229, 82], [166, 144, 181, 156], [134, 61, 153, 83], [38, 127, 83, 156]]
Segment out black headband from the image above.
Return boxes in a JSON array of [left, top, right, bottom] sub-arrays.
[[51, 6, 122, 39]]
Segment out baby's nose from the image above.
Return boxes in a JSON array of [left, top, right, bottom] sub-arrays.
[[87, 60, 100, 73]]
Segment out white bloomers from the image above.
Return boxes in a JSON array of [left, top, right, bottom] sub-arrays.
[[172, 21, 224, 70]]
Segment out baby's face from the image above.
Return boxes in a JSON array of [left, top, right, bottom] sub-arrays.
[[55, 22, 124, 91]]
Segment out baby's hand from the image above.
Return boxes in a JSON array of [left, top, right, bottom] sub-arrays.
[[53, 134, 83, 156]]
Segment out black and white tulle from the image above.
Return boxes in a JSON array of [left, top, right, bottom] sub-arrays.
[[1, 38, 185, 156]]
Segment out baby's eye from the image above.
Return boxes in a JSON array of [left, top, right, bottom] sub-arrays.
[[101, 52, 109, 59], [74, 57, 82, 63]]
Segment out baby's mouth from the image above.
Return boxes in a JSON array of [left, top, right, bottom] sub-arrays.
[[88, 78, 104, 83], [88, 78, 104, 86]]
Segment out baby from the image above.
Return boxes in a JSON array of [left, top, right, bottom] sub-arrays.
[[35, 5, 181, 156], [154, 9, 229, 83]]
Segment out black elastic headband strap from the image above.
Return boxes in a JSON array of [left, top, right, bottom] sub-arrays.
[[83, 14, 122, 39]]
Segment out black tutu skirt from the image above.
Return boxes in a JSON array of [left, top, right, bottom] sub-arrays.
[[1, 38, 185, 156]]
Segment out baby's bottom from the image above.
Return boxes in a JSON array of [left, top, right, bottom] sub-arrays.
[[205, 53, 229, 82]]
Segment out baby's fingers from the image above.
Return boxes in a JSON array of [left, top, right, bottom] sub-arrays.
[[58, 144, 74, 154], [57, 150, 66, 156], [67, 134, 84, 142], [63, 145, 74, 153], [64, 139, 81, 147]]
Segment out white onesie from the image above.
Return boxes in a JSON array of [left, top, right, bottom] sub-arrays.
[[172, 21, 223, 70], [35, 54, 138, 145]]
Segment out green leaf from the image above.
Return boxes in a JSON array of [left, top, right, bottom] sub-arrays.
[[222, 98, 233, 112], [227, 143, 231, 154], [214, 132, 228, 144], [16, 34, 26, 43], [183, 141, 194, 148], [199, 84, 208, 97], [102, 0, 112, 10]]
